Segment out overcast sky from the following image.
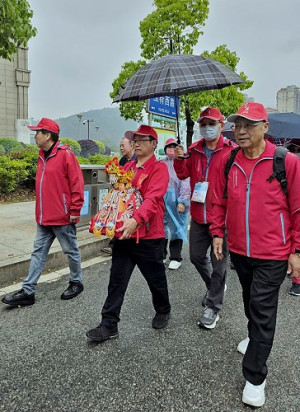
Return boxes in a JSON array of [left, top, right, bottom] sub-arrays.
[[28, 0, 300, 120]]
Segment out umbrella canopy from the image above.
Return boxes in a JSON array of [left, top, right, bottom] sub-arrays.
[[113, 54, 244, 102], [266, 112, 300, 139]]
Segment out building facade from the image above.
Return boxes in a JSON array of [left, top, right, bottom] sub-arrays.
[[0, 46, 31, 142], [277, 85, 300, 114]]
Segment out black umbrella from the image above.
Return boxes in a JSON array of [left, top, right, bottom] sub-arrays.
[[113, 54, 244, 148], [113, 54, 244, 102], [266, 112, 300, 140]]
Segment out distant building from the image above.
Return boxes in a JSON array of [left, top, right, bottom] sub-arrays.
[[277, 85, 300, 114], [0, 46, 31, 142]]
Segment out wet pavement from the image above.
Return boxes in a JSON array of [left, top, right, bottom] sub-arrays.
[[0, 245, 299, 411]]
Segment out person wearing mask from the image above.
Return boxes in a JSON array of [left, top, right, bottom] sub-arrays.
[[2, 118, 84, 307], [86, 125, 171, 343], [174, 107, 236, 329], [162, 138, 190, 270], [211, 102, 300, 407]]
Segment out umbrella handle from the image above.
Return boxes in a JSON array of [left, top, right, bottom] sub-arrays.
[[177, 154, 191, 159]]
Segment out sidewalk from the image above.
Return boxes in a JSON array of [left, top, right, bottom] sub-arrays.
[[0, 201, 109, 287]]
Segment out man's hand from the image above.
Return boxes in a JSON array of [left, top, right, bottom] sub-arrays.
[[116, 218, 138, 240], [213, 237, 224, 260], [174, 145, 185, 158], [287, 254, 300, 278], [177, 203, 185, 213], [70, 215, 79, 224]]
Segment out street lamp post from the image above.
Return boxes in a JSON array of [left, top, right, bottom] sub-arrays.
[[77, 113, 83, 140], [83, 119, 94, 140], [95, 126, 100, 140]]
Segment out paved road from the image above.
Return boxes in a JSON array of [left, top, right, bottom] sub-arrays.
[[1, 246, 299, 411]]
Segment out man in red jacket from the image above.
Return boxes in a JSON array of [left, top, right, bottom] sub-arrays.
[[2, 118, 84, 307], [211, 102, 300, 407], [86, 125, 171, 343], [174, 107, 235, 329]]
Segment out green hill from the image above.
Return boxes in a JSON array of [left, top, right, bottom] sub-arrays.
[[55, 107, 137, 150]]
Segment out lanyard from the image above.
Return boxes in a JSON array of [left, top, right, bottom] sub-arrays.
[[200, 152, 216, 181]]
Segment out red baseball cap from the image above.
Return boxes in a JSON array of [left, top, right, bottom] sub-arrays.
[[197, 107, 224, 123], [164, 138, 178, 149], [227, 103, 268, 122], [28, 118, 60, 134], [125, 125, 158, 141]]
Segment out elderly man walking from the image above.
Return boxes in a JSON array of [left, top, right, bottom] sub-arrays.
[[211, 102, 300, 407], [86, 125, 171, 342]]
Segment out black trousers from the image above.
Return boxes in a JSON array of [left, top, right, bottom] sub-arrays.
[[230, 252, 287, 385], [101, 238, 171, 328], [189, 219, 228, 312], [163, 238, 183, 262]]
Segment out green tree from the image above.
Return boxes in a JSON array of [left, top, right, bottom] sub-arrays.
[[111, 0, 209, 122], [0, 0, 37, 60], [111, 1, 253, 146], [111, 60, 147, 122], [140, 0, 209, 58]]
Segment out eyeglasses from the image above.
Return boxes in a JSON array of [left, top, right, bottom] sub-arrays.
[[233, 121, 264, 130], [132, 139, 153, 144]]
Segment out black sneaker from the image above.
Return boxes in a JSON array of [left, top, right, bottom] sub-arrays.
[[61, 281, 84, 300], [152, 312, 170, 329], [86, 325, 119, 342], [289, 283, 300, 296], [2, 289, 35, 307], [197, 307, 220, 329]]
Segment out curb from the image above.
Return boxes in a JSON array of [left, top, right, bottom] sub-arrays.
[[0, 234, 110, 288]]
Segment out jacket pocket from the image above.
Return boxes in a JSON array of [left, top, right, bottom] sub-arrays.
[[280, 213, 286, 244]]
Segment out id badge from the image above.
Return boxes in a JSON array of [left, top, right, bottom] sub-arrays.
[[191, 182, 209, 203]]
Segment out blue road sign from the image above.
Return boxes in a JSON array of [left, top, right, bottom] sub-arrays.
[[147, 96, 180, 119]]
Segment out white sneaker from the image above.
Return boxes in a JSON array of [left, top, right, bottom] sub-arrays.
[[168, 260, 182, 270], [237, 337, 250, 355], [242, 380, 266, 407]]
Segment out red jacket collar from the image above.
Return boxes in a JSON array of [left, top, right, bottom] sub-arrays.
[[235, 139, 276, 162]]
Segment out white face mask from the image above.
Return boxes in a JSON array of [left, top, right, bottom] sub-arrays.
[[200, 125, 219, 141]]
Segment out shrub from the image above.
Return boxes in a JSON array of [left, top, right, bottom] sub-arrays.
[[88, 154, 113, 165], [25, 144, 39, 152], [104, 145, 112, 155], [78, 140, 99, 158], [0, 138, 26, 154], [0, 156, 29, 193], [60, 138, 81, 156], [0, 145, 5, 156], [76, 156, 92, 164], [94, 140, 105, 154]]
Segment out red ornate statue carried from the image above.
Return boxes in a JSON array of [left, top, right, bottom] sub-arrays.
[[89, 157, 143, 239]]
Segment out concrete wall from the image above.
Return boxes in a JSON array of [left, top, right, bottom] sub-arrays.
[[0, 46, 31, 140]]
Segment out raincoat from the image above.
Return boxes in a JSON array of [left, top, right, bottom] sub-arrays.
[[162, 156, 190, 242]]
